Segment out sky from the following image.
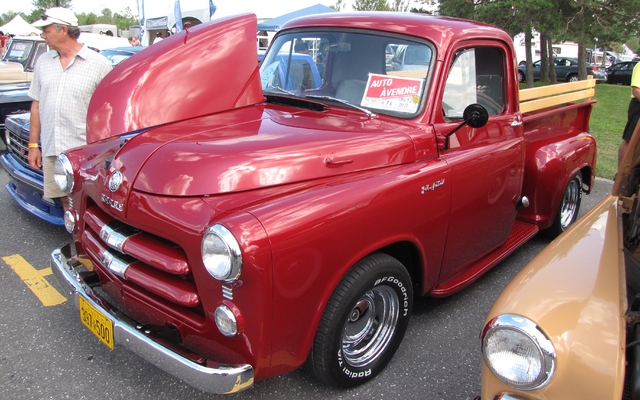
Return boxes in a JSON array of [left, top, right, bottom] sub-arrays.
[[1, 0, 428, 20]]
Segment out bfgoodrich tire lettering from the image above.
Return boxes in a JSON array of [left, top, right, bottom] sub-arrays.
[[306, 253, 413, 388]]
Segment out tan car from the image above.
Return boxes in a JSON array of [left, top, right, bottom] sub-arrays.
[[1, 34, 129, 84], [1, 36, 47, 83], [478, 121, 640, 399]]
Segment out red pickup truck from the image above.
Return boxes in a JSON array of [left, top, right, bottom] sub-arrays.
[[50, 12, 596, 394]]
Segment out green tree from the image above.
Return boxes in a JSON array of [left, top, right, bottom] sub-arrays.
[[26, 0, 73, 23], [331, 0, 345, 11], [389, 0, 409, 12], [0, 11, 20, 26], [112, 8, 138, 31], [353, 0, 391, 11], [31, 0, 73, 13]]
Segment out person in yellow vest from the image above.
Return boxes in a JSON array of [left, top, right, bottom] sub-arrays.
[[619, 62, 640, 167]]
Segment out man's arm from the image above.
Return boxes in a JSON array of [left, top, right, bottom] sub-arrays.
[[28, 100, 42, 169], [633, 85, 640, 102]]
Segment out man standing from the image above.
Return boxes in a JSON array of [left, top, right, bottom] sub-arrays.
[[27, 7, 112, 211], [619, 61, 640, 167]]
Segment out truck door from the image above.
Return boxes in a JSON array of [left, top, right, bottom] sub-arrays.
[[434, 43, 524, 281]]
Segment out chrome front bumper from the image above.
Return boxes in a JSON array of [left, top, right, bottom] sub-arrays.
[[51, 244, 254, 394]]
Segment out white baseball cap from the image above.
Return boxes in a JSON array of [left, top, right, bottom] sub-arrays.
[[32, 7, 78, 28]]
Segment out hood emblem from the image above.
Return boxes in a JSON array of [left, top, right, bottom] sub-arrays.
[[108, 170, 124, 192]]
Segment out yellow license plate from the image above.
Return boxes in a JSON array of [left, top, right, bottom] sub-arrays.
[[79, 295, 114, 350]]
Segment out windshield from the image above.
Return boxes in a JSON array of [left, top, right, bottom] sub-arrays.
[[3, 40, 35, 68], [260, 30, 434, 118]]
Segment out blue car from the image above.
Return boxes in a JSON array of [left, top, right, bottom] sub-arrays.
[[260, 53, 323, 91], [1, 112, 65, 225]]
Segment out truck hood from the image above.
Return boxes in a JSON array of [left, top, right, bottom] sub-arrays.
[[86, 13, 263, 143], [0, 61, 30, 84], [109, 106, 418, 196]]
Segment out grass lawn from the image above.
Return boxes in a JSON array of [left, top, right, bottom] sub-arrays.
[[521, 82, 631, 179], [589, 83, 630, 179]]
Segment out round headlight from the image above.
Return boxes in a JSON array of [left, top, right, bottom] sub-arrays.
[[482, 314, 555, 390], [53, 154, 74, 193], [214, 305, 238, 337], [201, 224, 242, 281], [63, 209, 77, 233]]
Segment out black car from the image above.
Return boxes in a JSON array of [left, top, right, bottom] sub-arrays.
[[606, 61, 638, 85], [517, 57, 607, 83]]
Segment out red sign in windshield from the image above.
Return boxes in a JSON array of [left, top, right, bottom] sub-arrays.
[[361, 73, 424, 113]]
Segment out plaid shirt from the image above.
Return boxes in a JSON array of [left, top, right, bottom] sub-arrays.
[[28, 45, 112, 157]]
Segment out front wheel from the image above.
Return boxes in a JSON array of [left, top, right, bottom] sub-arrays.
[[546, 172, 582, 238], [306, 253, 413, 388]]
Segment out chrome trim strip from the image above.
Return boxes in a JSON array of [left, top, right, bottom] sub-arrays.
[[222, 285, 234, 300], [101, 250, 131, 279], [51, 245, 254, 394], [99, 220, 139, 252]]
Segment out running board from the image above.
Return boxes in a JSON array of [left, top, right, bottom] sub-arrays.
[[430, 221, 539, 297]]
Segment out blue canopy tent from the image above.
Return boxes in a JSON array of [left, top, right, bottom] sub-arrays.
[[257, 4, 337, 31]]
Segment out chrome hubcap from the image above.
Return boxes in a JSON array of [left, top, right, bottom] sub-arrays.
[[560, 178, 580, 230], [342, 285, 399, 368]]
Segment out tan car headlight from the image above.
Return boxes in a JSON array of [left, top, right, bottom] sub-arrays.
[[481, 314, 556, 390]]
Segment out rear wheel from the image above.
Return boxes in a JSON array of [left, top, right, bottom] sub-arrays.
[[546, 172, 582, 238], [518, 70, 525, 83], [567, 74, 579, 82], [306, 253, 413, 388]]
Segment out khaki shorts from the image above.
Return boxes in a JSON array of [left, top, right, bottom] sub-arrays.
[[43, 156, 66, 199]]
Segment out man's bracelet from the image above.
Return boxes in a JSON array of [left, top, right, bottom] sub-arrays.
[[28, 143, 39, 149]]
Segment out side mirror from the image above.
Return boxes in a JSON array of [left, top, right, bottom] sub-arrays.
[[442, 104, 489, 150]]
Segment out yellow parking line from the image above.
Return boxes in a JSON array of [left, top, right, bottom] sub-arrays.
[[3, 254, 67, 306]]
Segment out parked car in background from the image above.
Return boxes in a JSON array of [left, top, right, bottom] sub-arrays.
[[0, 45, 146, 225], [389, 43, 431, 73], [260, 53, 322, 91], [606, 61, 638, 85], [99, 46, 147, 67], [478, 120, 640, 399], [1, 37, 48, 83], [1, 34, 130, 84], [517, 57, 607, 83], [0, 83, 31, 151]]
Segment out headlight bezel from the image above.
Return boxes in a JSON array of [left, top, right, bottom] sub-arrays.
[[481, 314, 556, 390], [53, 153, 75, 193], [201, 224, 242, 282]]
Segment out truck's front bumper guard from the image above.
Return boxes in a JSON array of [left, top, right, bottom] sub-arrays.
[[50, 244, 254, 394]]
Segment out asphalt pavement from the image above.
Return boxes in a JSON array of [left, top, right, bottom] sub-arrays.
[[0, 168, 613, 399]]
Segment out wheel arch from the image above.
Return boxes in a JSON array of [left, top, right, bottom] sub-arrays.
[[518, 130, 596, 230], [294, 240, 426, 373]]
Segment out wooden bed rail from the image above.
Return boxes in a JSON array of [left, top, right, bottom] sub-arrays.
[[519, 76, 596, 113]]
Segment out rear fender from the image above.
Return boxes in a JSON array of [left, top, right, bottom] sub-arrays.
[[518, 131, 596, 229]]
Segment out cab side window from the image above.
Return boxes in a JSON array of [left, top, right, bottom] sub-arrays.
[[442, 47, 505, 120]]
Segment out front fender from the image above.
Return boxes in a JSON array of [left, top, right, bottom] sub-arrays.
[[481, 195, 626, 399]]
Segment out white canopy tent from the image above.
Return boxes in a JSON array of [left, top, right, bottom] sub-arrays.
[[0, 15, 41, 36]]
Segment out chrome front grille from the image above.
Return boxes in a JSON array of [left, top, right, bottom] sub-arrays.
[[82, 205, 203, 314], [6, 126, 31, 167]]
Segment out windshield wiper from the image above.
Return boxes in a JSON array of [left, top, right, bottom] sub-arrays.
[[265, 86, 297, 96], [305, 95, 376, 118]]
